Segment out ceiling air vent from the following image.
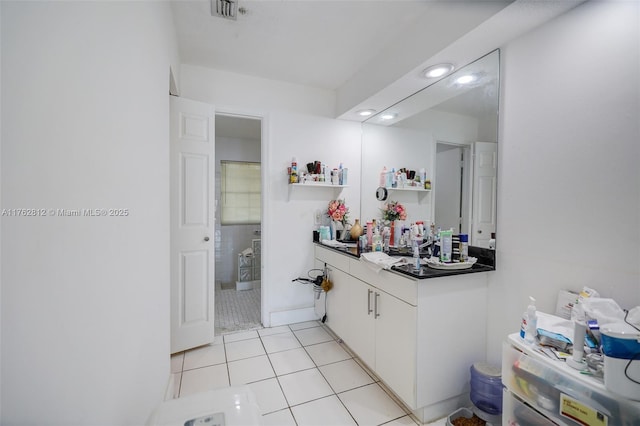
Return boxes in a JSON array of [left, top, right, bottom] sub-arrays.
[[211, 0, 237, 20]]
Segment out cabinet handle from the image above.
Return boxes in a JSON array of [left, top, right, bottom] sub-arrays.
[[374, 292, 380, 318], [367, 289, 373, 315]]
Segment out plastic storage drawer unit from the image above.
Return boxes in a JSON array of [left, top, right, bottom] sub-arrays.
[[502, 333, 640, 426]]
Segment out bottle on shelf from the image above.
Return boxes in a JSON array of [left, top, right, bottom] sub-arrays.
[[380, 166, 387, 187], [290, 157, 298, 183]]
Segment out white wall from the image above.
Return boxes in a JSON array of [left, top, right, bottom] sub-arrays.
[[180, 66, 362, 326], [266, 112, 361, 324], [1, 2, 178, 424], [487, 0, 640, 362], [180, 64, 337, 118]]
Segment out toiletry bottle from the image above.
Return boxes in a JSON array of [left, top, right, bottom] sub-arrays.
[[440, 229, 453, 262], [380, 167, 387, 187], [382, 226, 390, 252], [459, 234, 468, 262], [366, 221, 373, 247], [413, 245, 420, 270], [338, 163, 344, 185], [373, 228, 382, 252], [408, 223, 420, 270], [525, 297, 538, 344], [290, 157, 298, 183]]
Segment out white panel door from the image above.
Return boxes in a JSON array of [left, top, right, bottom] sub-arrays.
[[472, 142, 497, 248], [170, 96, 216, 354]]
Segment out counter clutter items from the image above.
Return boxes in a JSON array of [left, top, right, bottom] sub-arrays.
[[287, 157, 348, 185], [379, 166, 430, 189], [503, 330, 640, 425], [359, 251, 414, 273], [502, 299, 640, 426]]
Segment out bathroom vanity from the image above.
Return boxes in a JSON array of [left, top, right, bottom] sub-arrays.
[[314, 243, 492, 423]]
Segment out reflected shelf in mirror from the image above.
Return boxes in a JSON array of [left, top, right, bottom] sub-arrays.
[[360, 49, 499, 250]]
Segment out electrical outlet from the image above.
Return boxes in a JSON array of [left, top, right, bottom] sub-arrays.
[[314, 209, 322, 225]]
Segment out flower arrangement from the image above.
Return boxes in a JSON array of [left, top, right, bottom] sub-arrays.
[[327, 199, 349, 224], [381, 200, 407, 222]]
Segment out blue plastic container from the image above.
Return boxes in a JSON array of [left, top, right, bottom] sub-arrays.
[[470, 362, 503, 415], [601, 324, 640, 359]]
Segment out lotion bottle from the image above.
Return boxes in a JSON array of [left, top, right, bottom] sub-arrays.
[[372, 228, 382, 252], [380, 167, 387, 187], [439, 229, 453, 262]]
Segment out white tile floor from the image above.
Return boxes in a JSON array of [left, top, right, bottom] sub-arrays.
[[214, 283, 261, 335], [170, 321, 447, 425]]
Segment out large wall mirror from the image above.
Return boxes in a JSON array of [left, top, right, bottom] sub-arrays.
[[361, 49, 499, 249]]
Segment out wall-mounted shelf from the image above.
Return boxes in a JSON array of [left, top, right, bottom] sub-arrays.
[[388, 187, 430, 192], [287, 182, 348, 201], [290, 183, 348, 188], [385, 186, 431, 204]]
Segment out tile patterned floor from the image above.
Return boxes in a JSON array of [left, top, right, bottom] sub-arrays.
[[170, 321, 435, 426], [214, 284, 261, 335]]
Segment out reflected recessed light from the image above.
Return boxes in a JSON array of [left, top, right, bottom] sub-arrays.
[[380, 113, 397, 120], [357, 109, 376, 117], [455, 74, 478, 85], [422, 63, 454, 78]]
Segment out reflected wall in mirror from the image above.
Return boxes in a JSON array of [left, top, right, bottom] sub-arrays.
[[361, 49, 499, 248]]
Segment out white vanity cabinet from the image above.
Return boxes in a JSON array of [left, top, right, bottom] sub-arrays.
[[322, 266, 351, 341], [346, 273, 417, 406], [314, 244, 488, 423], [370, 282, 417, 406]]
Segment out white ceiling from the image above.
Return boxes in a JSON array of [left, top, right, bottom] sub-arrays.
[[172, 0, 446, 90], [171, 0, 584, 119]]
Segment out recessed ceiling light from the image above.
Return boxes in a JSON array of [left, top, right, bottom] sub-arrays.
[[357, 109, 376, 117], [455, 74, 478, 85], [422, 63, 454, 78], [380, 113, 397, 120]]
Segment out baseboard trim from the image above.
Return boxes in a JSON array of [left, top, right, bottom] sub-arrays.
[[269, 307, 318, 327]]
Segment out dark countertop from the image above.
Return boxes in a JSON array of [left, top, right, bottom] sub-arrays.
[[314, 241, 495, 280]]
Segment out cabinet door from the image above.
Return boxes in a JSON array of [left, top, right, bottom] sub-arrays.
[[324, 267, 352, 342], [375, 291, 417, 409], [347, 277, 376, 369]]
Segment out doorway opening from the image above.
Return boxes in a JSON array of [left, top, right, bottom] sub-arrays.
[[214, 114, 262, 335], [434, 141, 471, 235]]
